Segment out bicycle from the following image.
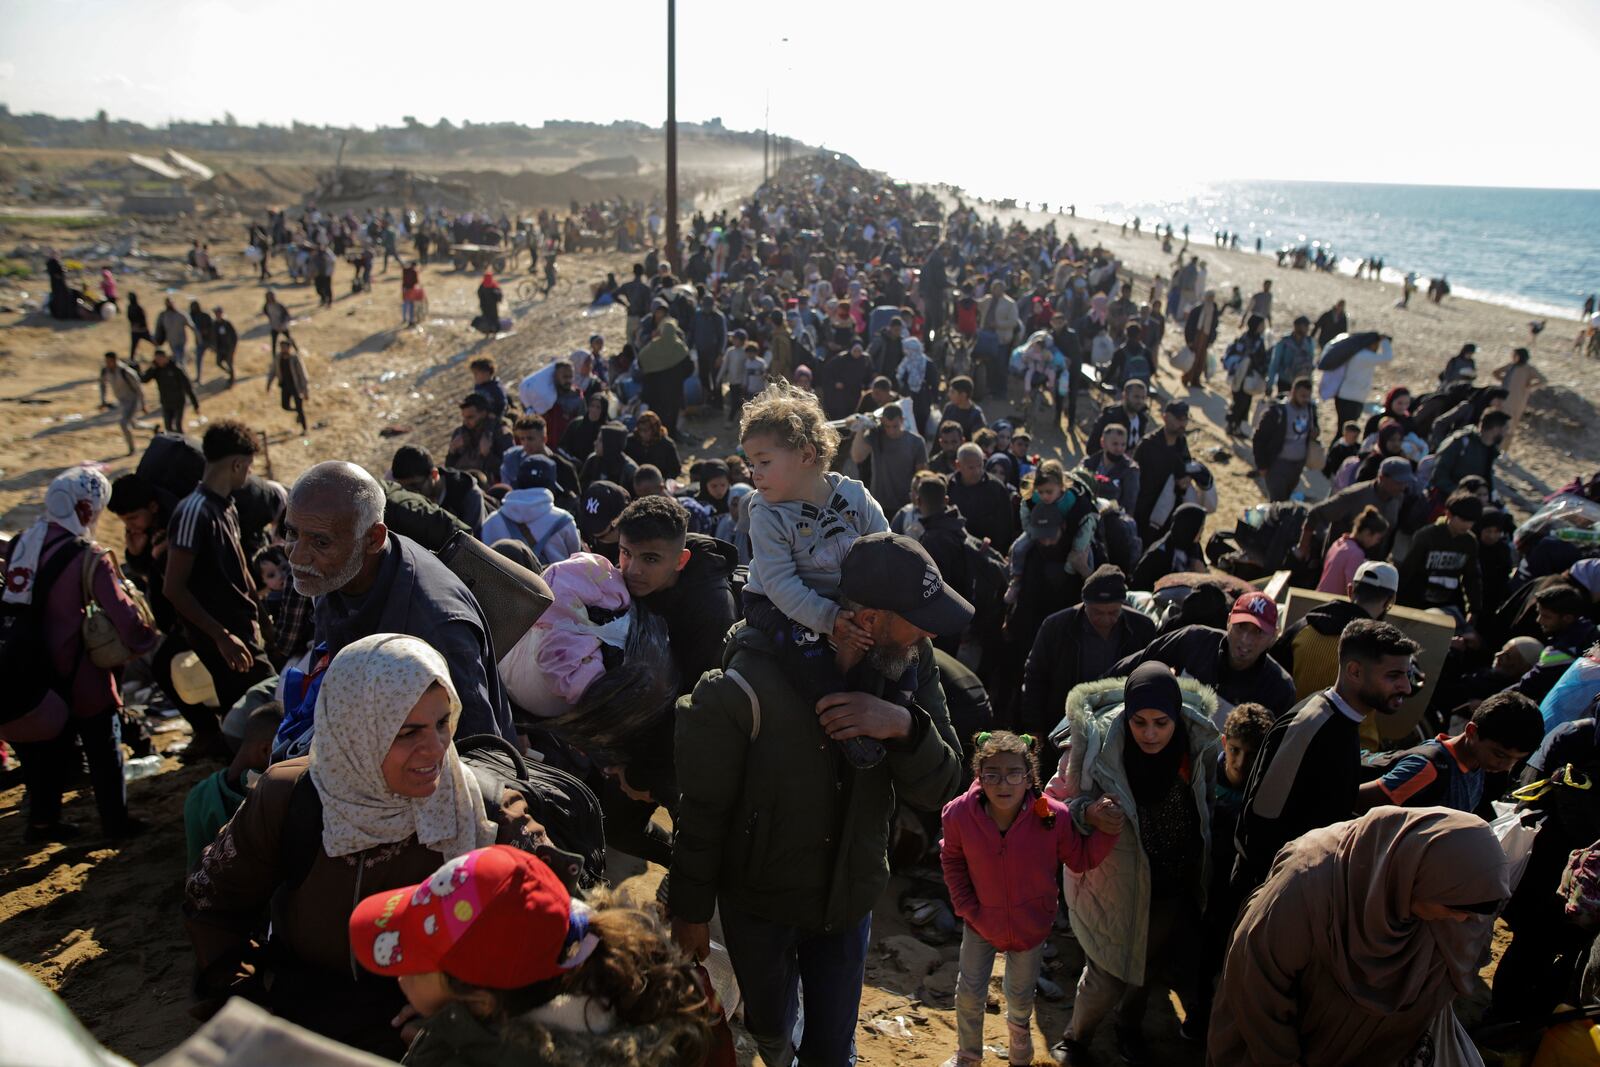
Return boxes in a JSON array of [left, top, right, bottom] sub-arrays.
[[514, 279, 539, 304]]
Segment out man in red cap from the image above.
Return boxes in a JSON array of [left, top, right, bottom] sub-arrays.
[[1111, 590, 1296, 723]]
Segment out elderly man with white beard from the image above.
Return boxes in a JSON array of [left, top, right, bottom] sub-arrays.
[[283, 461, 516, 745]]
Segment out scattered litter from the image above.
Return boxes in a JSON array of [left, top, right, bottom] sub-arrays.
[[867, 1015, 914, 1039], [379, 425, 412, 437], [61, 412, 84, 422], [379, 370, 398, 382]]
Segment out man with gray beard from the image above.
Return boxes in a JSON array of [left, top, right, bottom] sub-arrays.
[[283, 461, 515, 745], [670, 532, 967, 1067]]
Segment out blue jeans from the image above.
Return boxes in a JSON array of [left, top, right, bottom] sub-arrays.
[[720, 905, 872, 1067]]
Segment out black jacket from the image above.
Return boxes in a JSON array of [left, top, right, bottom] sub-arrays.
[[1252, 399, 1319, 471], [638, 533, 738, 693], [1113, 624, 1297, 716], [140, 361, 199, 411], [1131, 430, 1190, 532], [947, 473, 1015, 549], [1020, 605, 1157, 746], [918, 507, 971, 602], [623, 433, 683, 480], [1086, 403, 1153, 454], [436, 467, 489, 537]]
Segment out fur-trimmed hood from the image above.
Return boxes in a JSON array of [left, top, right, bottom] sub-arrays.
[[1058, 673, 1221, 806]]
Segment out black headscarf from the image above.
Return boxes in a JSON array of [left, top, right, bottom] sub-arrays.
[[1120, 662, 1190, 805], [1154, 502, 1206, 558]]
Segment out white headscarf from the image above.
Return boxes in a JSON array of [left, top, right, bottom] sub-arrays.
[[3, 464, 111, 605], [309, 634, 496, 860]]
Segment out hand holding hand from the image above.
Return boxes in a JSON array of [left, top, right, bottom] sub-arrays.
[[1086, 796, 1126, 834]]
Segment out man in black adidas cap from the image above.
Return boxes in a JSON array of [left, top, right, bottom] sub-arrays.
[[670, 532, 966, 1067]]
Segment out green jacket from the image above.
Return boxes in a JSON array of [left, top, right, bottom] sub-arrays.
[[669, 624, 962, 933]]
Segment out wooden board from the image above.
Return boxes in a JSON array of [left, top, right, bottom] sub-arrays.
[[1277, 581, 1455, 743]]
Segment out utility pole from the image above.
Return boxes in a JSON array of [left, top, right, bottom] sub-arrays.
[[665, 0, 681, 275]]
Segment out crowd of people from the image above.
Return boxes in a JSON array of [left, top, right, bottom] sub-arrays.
[[5, 152, 1600, 1067]]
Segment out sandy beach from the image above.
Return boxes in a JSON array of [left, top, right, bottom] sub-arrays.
[[0, 174, 1588, 1063]]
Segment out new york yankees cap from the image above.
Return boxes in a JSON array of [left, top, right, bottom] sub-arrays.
[[576, 481, 629, 538], [838, 532, 974, 637]]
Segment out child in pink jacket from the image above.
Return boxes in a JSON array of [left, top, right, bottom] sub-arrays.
[[941, 730, 1118, 1066]]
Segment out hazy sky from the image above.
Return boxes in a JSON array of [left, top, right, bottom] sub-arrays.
[[3, 0, 1598, 197]]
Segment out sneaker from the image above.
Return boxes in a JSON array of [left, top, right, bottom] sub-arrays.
[[1007, 1019, 1034, 1065], [1051, 1038, 1094, 1066], [940, 1055, 982, 1067], [24, 821, 81, 845]]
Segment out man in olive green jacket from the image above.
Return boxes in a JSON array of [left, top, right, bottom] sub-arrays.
[[669, 533, 970, 1067]]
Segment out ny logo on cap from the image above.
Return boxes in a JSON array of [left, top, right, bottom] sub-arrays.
[[1243, 595, 1271, 616], [585, 498, 600, 514]]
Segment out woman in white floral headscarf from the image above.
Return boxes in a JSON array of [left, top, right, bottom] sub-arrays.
[[185, 634, 507, 1058], [1, 463, 157, 843]]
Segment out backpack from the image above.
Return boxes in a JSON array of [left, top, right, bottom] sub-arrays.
[[508, 517, 566, 571], [137, 432, 205, 501], [0, 539, 83, 722], [1096, 503, 1144, 573], [277, 733, 606, 893]]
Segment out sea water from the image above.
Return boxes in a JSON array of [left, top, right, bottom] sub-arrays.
[[1070, 181, 1600, 321]]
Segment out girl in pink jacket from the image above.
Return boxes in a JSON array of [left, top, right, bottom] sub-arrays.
[[940, 730, 1118, 1067]]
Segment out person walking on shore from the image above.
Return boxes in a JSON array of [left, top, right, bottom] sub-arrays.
[[140, 348, 199, 432], [157, 298, 193, 371], [126, 292, 154, 363], [99, 351, 145, 455], [265, 337, 310, 434], [212, 306, 237, 386], [1182, 291, 1219, 389], [262, 291, 293, 355], [1490, 346, 1545, 454], [1239, 280, 1273, 330], [1313, 299, 1348, 348]]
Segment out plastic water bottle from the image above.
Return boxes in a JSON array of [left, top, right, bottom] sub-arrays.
[[1555, 528, 1600, 544], [123, 755, 163, 782]]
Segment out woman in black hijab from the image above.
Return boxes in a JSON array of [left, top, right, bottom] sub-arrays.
[[1058, 661, 1220, 1065], [559, 390, 612, 463], [1130, 503, 1207, 592]]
